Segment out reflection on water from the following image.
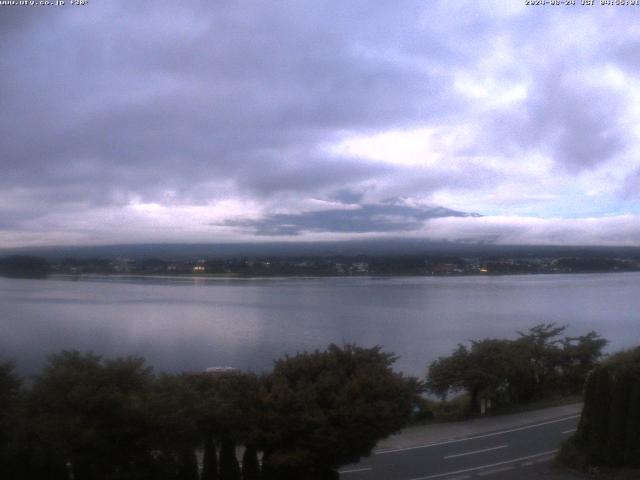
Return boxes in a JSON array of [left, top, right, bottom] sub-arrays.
[[1, 273, 639, 376]]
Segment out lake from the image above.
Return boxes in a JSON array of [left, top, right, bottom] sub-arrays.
[[1, 273, 639, 377]]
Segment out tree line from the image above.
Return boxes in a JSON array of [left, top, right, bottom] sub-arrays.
[[426, 324, 608, 414], [0, 345, 419, 480], [0, 256, 50, 277]]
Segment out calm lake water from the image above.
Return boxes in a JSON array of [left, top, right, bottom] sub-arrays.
[[1, 273, 639, 377]]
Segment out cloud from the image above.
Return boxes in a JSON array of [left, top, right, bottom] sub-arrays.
[[423, 215, 640, 247], [3, 208, 639, 250], [621, 167, 640, 199], [487, 65, 628, 172], [0, 1, 454, 205], [1, 2, 640, 246], [222, 202, 477, 236]]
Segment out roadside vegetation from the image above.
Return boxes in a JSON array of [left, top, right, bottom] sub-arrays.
[[425, 324, 607, 418], [558, 346, 640, 479], [0, 345, 420, 480], [0, 325, 619, 479]]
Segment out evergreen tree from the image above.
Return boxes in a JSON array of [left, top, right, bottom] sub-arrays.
[[573, 346, 640, 468], [624, 382, 640, 467], [578, 366, 612, 463], [606, 370, 633, 465]]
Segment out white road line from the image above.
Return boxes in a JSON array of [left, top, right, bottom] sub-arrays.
[[477, 465, 514, 476], [534, 456, 554, 464], [443, 444, 508, 460], [406, 449, 558, 480], [561, 429, 577, 434], [339, 467, 373, 474], [376, 415, 579, 455]]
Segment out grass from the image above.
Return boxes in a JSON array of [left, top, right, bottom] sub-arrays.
[[486, 393, 583, 416], [410, 393, 583, 426]]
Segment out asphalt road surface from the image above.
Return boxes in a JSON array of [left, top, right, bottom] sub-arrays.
[[339, 413, 581, 480]]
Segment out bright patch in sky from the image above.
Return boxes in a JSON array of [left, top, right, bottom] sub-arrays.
[[329, 127, 445, 167]]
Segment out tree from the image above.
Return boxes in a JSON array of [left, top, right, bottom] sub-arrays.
[[177, 449, 199, 480], [0, 361, 23, 479], [578, 365, 612, 463], [427, 340, 530, 412], [241, 445, 260, 480], [147, 373, 202, 479], [606, 368, 633, 465], [560, 331, 608, 394], [201, 435, 219, 480], [0, 255, 50, 277], [185, 371, 262, 480], [516, 323, 566, 396], [426, 344, 469, 400], [260, 344, 420, 479], [624, 378, 640, 467], [574, 346, 640, 468], [27, 351, 156, 480], [219, 437, 241, 480], [467, 339, 531, 409]]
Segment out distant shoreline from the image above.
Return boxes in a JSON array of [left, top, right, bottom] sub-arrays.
[[23, 269, 640, 282], [3, 251, 640, 279]]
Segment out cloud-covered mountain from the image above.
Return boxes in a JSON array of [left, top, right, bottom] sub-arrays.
[[223, 203, 479, 236]]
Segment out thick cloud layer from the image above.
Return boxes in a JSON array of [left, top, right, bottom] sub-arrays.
[[223, 202, 477, 236], [1, 1, 640, 247]]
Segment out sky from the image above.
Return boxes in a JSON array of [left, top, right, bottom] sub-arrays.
[[2, 0, 640, 248]]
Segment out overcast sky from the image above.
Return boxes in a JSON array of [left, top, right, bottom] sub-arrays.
[[2, 1, 640, 247]]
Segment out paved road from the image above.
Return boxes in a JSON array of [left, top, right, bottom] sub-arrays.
[[339, 410, 582, 480]]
